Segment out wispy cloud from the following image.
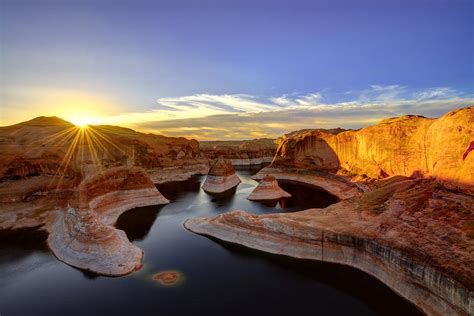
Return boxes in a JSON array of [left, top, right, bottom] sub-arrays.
[[2, 84, 472, 140], [122, 85, 473, 140], [413, 87, 460, 100]]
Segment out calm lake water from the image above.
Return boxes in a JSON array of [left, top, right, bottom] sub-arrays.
[[0, 166, 421, 315]]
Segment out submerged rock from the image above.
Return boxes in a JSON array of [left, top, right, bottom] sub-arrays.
[[202, 158, 241, 193], [152, 270, 184, 286], [247, 175, 291, 201]]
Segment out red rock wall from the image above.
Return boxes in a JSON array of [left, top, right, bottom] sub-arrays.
[[272, 107, 474, 193]]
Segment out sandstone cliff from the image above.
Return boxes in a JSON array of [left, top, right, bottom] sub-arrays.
[[272, 107, 474, 193], [200, 138, 276, 165]]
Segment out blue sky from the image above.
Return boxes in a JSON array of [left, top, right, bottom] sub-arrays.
[[1, 0, 473, 139]]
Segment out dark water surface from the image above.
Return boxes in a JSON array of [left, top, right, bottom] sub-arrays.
[[0, 166, 422, 315]]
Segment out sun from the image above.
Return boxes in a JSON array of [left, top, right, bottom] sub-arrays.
[[70, 117, 95, 128]]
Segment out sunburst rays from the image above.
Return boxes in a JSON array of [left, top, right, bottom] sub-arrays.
[[44, 124, 134, 192]]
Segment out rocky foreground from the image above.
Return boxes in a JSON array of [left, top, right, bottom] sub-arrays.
[[47, 167, 169, 275], [186, 107, 474, 316], [0, 117, 205, 275]]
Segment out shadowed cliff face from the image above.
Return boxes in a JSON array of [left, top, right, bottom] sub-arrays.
[[272, 106, 474, 194], [275, 136, 340, 171]]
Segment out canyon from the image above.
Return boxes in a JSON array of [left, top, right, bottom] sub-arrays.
[[0, 116, 272, 275], [185, 106, 474, 316], [0, 107, 473, 315]]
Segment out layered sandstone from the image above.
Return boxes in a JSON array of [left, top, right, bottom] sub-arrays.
[[48, 207, 143, 276], [44, 164, 172, 276], [47, 166, 169, 276], [272, 106, 474, 194], [0, 117, 193, 275], [252, 167, 361, 200], [0, 116, 204, 231], [247, 175, 291, 201], [202, 158, 241, 193], [0, 117, 205, 178], [186, 108, 474, 315], [186, 177, 474, 315], [200, 138, 276, 165], [79, 166, 170, 225]]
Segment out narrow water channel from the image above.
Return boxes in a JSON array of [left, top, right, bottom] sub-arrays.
[[0, 166, 422, 315]]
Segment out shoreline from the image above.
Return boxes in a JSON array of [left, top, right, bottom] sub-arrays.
[[184, 209, 472, 316]]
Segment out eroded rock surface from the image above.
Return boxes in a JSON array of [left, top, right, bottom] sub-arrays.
[[252, 167, 360, 200], [186, 108, 474, 315], [272, 106, 474, 194], [0, 116, 204, 231], [247, 175, 291, 201], [0, 117, 193, 275], [186, 177, 474, 315], [48, 207, 143, 276], [200, 138, 276, 165], [79, 167, 169, 225], [202, 158, 241, 193], [47, 166, 169, 276]]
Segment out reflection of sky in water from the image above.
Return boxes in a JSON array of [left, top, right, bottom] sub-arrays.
[[0, 167, 422, 316]]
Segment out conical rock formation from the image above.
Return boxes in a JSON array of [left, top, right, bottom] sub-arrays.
[[247, 175, 291, 201], [202, 158, 241, 193]]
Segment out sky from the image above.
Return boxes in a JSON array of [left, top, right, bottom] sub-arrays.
[[1, 0, 473, 140]]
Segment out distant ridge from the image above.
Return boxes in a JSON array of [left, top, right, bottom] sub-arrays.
[[15, 116, 74, 127]]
